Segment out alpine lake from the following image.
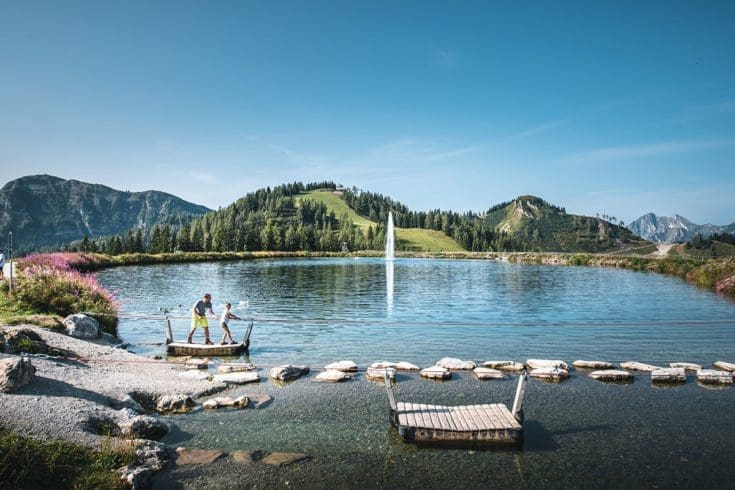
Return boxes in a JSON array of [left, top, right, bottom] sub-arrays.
[[96, 258, 735, 489]]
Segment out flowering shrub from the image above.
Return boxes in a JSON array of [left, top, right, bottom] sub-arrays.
[[15, 253, 118, 334]]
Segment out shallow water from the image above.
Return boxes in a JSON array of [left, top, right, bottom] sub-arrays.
[[97, 258, 735, 488]]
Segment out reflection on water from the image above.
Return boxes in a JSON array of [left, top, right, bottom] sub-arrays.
[[386, 260, 394, 315]]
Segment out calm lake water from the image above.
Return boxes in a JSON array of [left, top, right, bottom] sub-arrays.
[[97, 258, 735, 488]]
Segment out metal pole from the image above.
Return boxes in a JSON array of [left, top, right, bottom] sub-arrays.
[[7, 231, 12, 293]]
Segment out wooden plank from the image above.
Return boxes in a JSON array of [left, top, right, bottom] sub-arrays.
[[420, 403, 437, 430], [433, 405, 457, 432], [464, 405, 488, 431], [448, 406, 468, 432], [453, 406, 476, 433]]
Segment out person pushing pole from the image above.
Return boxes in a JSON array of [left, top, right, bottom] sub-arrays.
[[188, 293, 216, 345]]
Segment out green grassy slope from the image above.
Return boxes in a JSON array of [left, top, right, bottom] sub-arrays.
[[296, 190, 465, 252], [668, 241, 735, 259]]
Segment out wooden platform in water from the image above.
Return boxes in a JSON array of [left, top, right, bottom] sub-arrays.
[[394, 402, 523, 443], [166, 342, 247, 356]]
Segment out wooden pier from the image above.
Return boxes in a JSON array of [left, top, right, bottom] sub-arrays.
[[385, 371, 527, 445], [165, 319, 254, 356]]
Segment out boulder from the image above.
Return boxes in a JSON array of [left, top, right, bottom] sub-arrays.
[[203, 395, 250, 410], [0, 357, 36, 393], [420, 366, 451, 380], [0, 329, 48, 355], [116, 394, 145, 414], [526, 359, 568, 370], [131, 439, 169, 470], [217, 362, 256, 373], [588, 369, 633, 382], [370, 361, 420, 371], [231, 450, 258, 463], [62, 313, 99, 339], [366, 367, 396, 381], [324, 360, 358, 372], [529, 367, 569, 382], [669, 362, 702, 371], [436, 357, 476, 370], [314, 370, 351, 383], [620, 361, 661, 372], [269, 365, 310, 381], [482, 360, 525, 371], [473, 367, 504, 380], [573, 360, 614, 369], [260, 452, 311, 466], [212, 372, 260, 385], [651, 368, 686, 384], [117, 465, 152, 490], [185, 358, 209, 370], [697, 369, 734, 385], [176, 447, 225, 465], [119, 415, 169, 441], [713, 361, 735, 372], [156, 395, 195, 414]]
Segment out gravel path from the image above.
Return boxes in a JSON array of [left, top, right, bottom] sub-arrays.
[[0, 325, 228, 448]]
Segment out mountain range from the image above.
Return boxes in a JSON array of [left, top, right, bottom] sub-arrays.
[[0, 175, 210, 255], [628, 213, 735, 243]]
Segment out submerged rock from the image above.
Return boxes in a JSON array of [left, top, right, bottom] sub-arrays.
[[202, 395, 250, 410], [420, 366, 452, 380], [269, 364, 310, 381], [366, 367, 396, 381], [156, 395, 195, 414], [63, 313, 100, 339], [669, 362, 702, 371], [651, 368, 686, 384], [482, 360, 525, 371], [529, 367, 569, 382], [473, 367, 504, 380], [0, 357, 36, 393], [217, 362, 256, 373], [697, 369, 734, 385], [314, 370, 351, 383], [620, 361, 661, 372], [436, 357, 476, 370], [176, 447, 225, 465], [526, 359, 568, 370], [324, 360, 358, 372], [370, 361, 420, 371], [588, 369, 633, 382], [573, 360, 614, 369], [245, 393, 273, 409], [261, 452, 311, 466], [713, 361, 735, 372], [212, 372, 260, 385]]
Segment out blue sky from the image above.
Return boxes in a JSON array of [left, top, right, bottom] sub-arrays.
[[1, 1, 734, 225]]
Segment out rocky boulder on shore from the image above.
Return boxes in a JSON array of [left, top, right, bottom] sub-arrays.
[[63, 314, 100, 339], [0, 357, 36, 393], [156, 395, 196, 414], [119, 414, 169, 441]]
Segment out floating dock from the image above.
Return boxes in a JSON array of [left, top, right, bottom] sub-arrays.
[[386, 371, 527, 445], [165, 319, 253, 356]]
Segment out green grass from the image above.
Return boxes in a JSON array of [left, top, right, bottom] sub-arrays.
[[668, 242, 735, 259], [296, 190, 465, 252]]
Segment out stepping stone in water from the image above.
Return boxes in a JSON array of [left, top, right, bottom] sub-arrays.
[[435, 357, 476, 370], [420, 366, 452, 380], [260, 452, 311, 466], [589, 369, 633, 382], [314, 370, 351, 383], [177, 370, 210, 381], [482, 360, 525, 371], [366, 367, 396, 381], [529, 367, 569, 382], [176, 448, 225, 465], [245, 393, 272, 409], [370, 361, 420, 371], [324, 360, 358, 372], [217, 362, 255, 373], [651, 368, 686, 384], [473, 367, 504, 380], [269, 365, 310, 381], [697, 369, 734, 385], [620, 361, 661, 372], [185, 358, 209, 370], [713, 361, 735, 372], [573, 360, 614, 369], [669, 362, 702, 371], [527, 359, 569, 370], [202, 395, 250, 410], [212, 372, 260, 385]]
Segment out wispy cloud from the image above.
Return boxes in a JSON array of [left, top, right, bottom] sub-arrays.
[[567, 139, 735, 163]]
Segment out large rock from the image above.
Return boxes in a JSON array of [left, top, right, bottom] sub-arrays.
[[156, 395, 196, 414], [697, 369, 734, 385], [131, 439, 169, 470], [669, 362, 702, 371], [529, 367, 569, 382], [588, 369, 633, 382], [370, 361, 420, 371], [185, 358, 210, 370], [212, 372, 260, 385], [573, 360, 614, 369], [473, 367, 504, 380], [63, 313, 99, 339], [620, 361, 662, 372], [117, 465, 152, 490], [217, 362, 256, 373], [436, 357, 476, 370], [526, 359, 568, 370], [176, 447, 226, 465], [651, 368, 686, 384], [324, 360, 358, 372], [313, 370, 351, 383], [0, 357, 36, 393], [269, 365, 310, 381], [420, 366, 451, 380], [482, 360, 525, 371], [119, 415, 169, 441], [713, 361, 735, 372], [366, 367, 396, 381], [202, 395, 250, 410]]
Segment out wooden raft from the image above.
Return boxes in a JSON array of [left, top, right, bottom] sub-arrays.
[[386, 371, 527, 445], [165, 319, 254, 356]]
